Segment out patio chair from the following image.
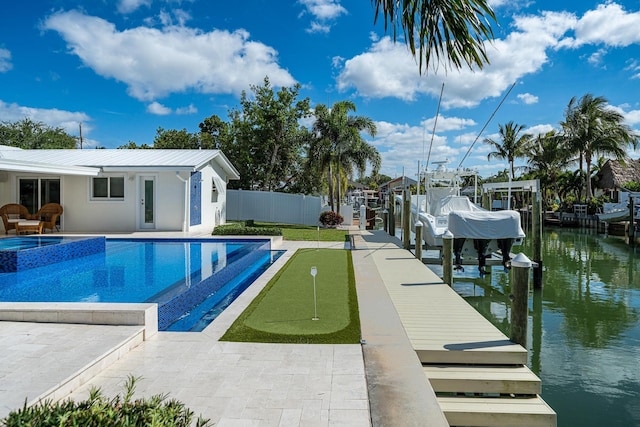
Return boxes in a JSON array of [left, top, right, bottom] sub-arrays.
[[30, 203, 64, 233], [0, 203, 31, 234]]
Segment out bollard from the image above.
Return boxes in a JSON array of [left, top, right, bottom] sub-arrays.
[[442, 230, 453, 287], [403, 190, 411, 250], [629, 199, 636, 246], [510, 253, 532, 347], [532, 190, 543, 289], [383, 209, 388, 233], [388, 196, 395, 237], [359, 204, 366, 231], [415, 222, 423, 261]]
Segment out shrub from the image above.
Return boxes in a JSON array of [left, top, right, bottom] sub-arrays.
[[212, 223, 282, 236], [319, 211, 344, 227], [1, 375, 210, 427]]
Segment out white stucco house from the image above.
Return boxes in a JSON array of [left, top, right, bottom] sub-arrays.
[[0, 147, 239, 233]]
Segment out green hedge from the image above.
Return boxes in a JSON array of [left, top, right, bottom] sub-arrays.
[[1, 376, 210, 427], [212, 223, 282, 236]]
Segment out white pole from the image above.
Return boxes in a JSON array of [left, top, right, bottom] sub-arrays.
[[311, 266, 319, 320]]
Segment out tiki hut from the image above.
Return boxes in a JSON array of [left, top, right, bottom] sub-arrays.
[[596, 159, 640, 190]]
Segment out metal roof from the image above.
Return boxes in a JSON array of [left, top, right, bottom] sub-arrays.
[[0, 149, 240, 179], [0, 158, 100, 176]]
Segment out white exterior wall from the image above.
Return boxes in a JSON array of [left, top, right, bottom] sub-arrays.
[[201, 162, 229, 229], [0, 165, 231, 233]]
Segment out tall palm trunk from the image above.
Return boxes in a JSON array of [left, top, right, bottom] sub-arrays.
[[327, 164, 335, 212]]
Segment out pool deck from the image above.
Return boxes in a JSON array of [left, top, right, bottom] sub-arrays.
[[0, 229, 444, 426]]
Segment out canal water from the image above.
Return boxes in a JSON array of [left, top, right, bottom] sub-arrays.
[[431, 228, 640, 426]]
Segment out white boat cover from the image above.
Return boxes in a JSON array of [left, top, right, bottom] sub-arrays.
[[448, 210, 526, 239]]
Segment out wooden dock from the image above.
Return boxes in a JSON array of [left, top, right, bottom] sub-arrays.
[[356, 231, 556, 427]]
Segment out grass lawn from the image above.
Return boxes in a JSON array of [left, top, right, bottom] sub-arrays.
[[220, 248, 361, 344], [255, 222, 348, 241]]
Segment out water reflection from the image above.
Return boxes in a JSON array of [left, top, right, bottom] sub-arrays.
[[442, 228, 640, 427]]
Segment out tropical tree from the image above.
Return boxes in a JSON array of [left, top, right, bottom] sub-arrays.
[[0, 118, 77, 148], [233, 77, 312, 192], [561, 94, 638, 200], [310, 101, 380, 213], [371, 0, 497, 73], [525, 130, 571, 206], [484, 121, 532, 180]]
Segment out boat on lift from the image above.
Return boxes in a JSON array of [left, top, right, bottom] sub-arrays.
[[399, 162, 525, 274]]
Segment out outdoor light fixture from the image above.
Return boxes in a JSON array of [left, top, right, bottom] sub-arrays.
[[310, 266, 319, 320]]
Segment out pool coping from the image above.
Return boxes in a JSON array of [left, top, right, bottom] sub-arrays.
[[0, 302, 158, 339]]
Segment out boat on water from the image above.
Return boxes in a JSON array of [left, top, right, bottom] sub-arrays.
[[398, 164, 525, 274], [596, 198, 640, 223]]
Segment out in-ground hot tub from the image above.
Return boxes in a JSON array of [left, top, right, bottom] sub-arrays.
[[0, 236, 106, 273]]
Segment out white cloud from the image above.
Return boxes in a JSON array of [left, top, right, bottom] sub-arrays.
[[147, 101, 197, 115], [586, 48, 608, 67], [372, 120, 468, 176], [43, 10, 296, 102], [0, 100, 91, 135], [117, 0, 152, 14], [336, 10, 576, 108], [517, 93, 538, 104], [176, 104, 197, 115], [566, 2, 640, 48], [0, 48, 12, 72], [299, 0, 346, 20], [147, 101, 172, 115], [299, 0, 347, 33]]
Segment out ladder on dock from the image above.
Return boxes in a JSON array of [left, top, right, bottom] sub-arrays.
[[364, 232, 557, 427]]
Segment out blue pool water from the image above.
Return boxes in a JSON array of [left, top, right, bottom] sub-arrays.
[[0, 238, 282, 332], [0, 236, 83, 251]]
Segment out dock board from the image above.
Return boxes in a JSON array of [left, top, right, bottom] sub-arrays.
[[437, 396, 556, 427], [423, 364, 541, 395], [364, 237, 527, 365]]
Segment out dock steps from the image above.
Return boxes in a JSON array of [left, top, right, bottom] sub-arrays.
[[423, 364, 541, 395], [437, 395, 556, 427]]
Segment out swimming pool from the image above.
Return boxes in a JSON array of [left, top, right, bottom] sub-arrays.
[[0, 238, 282, 332]]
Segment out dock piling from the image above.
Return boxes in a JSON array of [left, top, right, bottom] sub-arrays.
[[532, 187, 543, 289], [403, 189, 411, 250], [443, 231, 453, 287], [510, 253, 532, 347], [415, 222, 423, 261], [388, 196, 395, 237]]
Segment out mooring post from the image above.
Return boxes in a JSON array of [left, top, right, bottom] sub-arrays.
[[442, 230, 453, 287], [629, 198, 636, 246], [382, 208, 388, 233], [510, 253, 532, 347], [403, 189, 411, 250], [415, 221, 423, 261], [388, 195, 395, 237], [532, 189, 543, 289]]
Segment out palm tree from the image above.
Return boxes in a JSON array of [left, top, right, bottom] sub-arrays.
[[484, 121, 532, 180], [310, 101, 380, 214], [525, 130, 571, 206], [561, 94, 639, 200], [371, 0, 497, 72]]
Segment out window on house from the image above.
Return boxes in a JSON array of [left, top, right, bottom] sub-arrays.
[[92, 177, 125, 200], [211, 177, 218, 203]]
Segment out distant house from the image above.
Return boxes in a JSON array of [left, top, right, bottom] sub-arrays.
[[594, 158, 640, 202], [0, 148, 239, 233], [379, 176, 417, 199]]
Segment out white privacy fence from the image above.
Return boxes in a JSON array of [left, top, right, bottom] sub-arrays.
[[227, 190, 324, 226]]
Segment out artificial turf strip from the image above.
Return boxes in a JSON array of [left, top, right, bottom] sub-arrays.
[[220, 248, 361, 344]]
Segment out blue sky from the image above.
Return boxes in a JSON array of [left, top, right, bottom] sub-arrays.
[[1, 0, 640, 179]]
